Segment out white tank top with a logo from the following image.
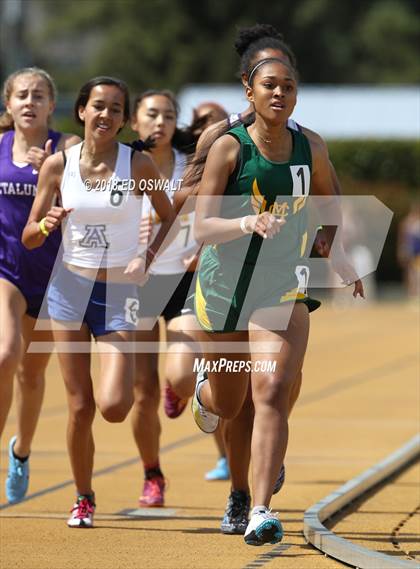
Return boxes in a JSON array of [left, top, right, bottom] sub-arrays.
[[60, 142, 142, 269], [141, 148, 199, 275]]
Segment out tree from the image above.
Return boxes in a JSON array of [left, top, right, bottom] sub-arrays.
[[14, 0, 420, 97]]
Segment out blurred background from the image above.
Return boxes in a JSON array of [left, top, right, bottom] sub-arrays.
[[1, 0, 419, 296]]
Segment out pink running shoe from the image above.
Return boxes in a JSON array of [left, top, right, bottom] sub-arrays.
[[139, 476, 165, 507], [67, 495, 95, 528], [163, 382, 188, 419]]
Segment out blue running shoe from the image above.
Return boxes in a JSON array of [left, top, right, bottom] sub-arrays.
[[244, 506, 283, 546], [6, 436, 29, 504], [205, 457, 230, 481]]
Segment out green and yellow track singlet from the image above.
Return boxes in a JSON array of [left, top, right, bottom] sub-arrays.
[[195, 124, 320, 333]]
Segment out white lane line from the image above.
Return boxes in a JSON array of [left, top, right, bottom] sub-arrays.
[[118, 508, 178, 518]]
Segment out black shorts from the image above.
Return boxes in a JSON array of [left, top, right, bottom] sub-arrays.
[[139, 271, 195, 321]]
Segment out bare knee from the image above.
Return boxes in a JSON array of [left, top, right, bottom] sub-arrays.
[[68, 398, 96, 426], [167, 374, 194, 399], [98, 393, 133, 423], [0, 344, 20, 378], [16, 365, 44, 391], [253, 373, 294, 409], [99, 402, 131, 423]]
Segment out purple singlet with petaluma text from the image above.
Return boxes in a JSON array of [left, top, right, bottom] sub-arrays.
[[0, 129, 62, 317]]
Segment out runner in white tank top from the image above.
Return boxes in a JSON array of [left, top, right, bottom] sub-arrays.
[[141, 147, 198, 274], [22, 77, 176, 528], [60, 141, 142, 269], [129, 89, 211, 507]]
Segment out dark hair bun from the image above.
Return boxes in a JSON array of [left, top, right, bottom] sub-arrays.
[[234, 24, 284, 56]]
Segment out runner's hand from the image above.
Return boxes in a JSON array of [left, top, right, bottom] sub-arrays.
[[43, 206, 73, 232], [245, 212, 285, 239], [27, 139, 53, 171], [352, 279, 365, 298], [124, 256, 149, 286], [331, 255, 365, 298]]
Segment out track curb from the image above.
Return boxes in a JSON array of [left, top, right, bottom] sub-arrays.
[[303, 433, 420, 568]]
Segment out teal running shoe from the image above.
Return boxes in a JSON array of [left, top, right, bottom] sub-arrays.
[[6, 436, 29, 504], [205, 457, 230, 481]]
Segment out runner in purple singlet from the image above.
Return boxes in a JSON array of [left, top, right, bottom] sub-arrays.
[[0, 67, 80, 503]]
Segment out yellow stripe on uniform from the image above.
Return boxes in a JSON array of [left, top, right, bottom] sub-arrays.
[[195, 275, 213, 331], [300, 231, 308, 257], [280, 287, 307, 304]]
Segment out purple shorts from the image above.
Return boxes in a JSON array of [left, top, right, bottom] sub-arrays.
[[0, 269, 49, 319]]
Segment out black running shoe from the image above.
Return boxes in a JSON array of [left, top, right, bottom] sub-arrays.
[[220, 490, 251, 534]]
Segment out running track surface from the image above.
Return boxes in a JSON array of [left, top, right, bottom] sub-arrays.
[[1, 300, 418, 569]]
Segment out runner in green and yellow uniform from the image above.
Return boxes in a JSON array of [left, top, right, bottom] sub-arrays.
[[190, 54, 364, 547], [172, 25, 362, 540]]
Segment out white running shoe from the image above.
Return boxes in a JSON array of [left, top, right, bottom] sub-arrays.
[[191, 371, 219, 433], [67, 495, 95, 528], [244, 506, 283, 546]]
